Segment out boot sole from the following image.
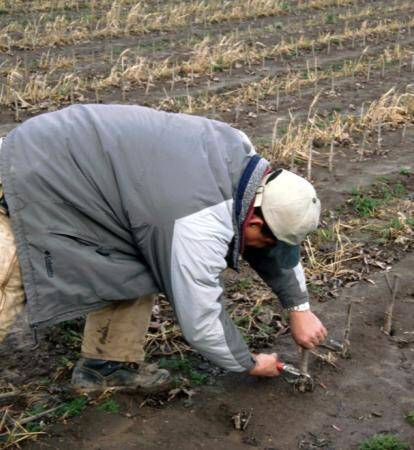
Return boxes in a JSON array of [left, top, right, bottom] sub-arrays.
[[71, 378, 174, 396]]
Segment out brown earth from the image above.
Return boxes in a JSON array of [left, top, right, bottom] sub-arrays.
[[6, 135, 410, 450], [23, 254, 414, 450]]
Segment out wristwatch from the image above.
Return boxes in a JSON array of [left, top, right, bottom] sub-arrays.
[[285, 302, 310, 312]]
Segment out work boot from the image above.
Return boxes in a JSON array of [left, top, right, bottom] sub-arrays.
[[71, 358, 172, 394]]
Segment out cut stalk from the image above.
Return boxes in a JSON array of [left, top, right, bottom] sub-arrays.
[[341, 302, 353, 358], [383, 273, 401, 335], [276, 85, 280, 111], [307, 140, 313, 180], [366, 60, 371, 81], [401, 123, 407, 143], [377, 124, 382, 150], [14, 91, 20, 122], [297, 348, 313, 393], [328, 140, 334, 172]]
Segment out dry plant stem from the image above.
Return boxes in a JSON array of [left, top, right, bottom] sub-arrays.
[[16, 406, 61, 427], [0, 408, 9, 433], [290, 147, 297, 171], [307, 140, 313, 180], [0, 390, 20, 403], [276, 86, 280, 111], [383, 273, 401, 335], [14, 92, 20, 122], [377, 124, 382, 149], [300, 349, 309, 376], [341, 302, 353, 357], [401, 123, 407, 143], [271, 118, 283, 157], [359, 130, 369, 161], [310, 349, 337, 368], [328, 140, 334, 172]]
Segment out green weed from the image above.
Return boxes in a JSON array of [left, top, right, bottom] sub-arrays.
[[279, 2, 290, 12], [406, 410, 414, 426], [316, 227, 334, 241], [38, 377, 53, 386], [59, 356, 73, 368], [187, 369, 208, 386], [350, 181, 406, 217], [359, 434, 409, 450], [379, 218, 405, 241], [308, 283, 325, 297], [159, 356, 208, 386], [56, 397, 88, 418], [25, 422, 44, 432], [20, 405, 48, 432], [350, 188, 382, 216], [57, 320, 83, 348], [23, 404, 47, 418], [234, 315, 250, 326], [212, 56, 225, 72], [325, 14, 336, 24], [236, 277, 254, 291], [399, 167, 411, 176], [99, 398, 120, 414], [386, 182, 405, 198]]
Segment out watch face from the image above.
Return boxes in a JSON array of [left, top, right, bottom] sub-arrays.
[[287, 303, 310, 312]]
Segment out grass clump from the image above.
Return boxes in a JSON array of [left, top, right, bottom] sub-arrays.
[[359, 434, 410, 450], [159, 356, 208, 386], [325, 13, 336, 24], [56, 396, 88, 418], [227, 276, 254, 295], [406, 410, 414, 426], [99, 398, 120, 414], [350, 181, 406, 217], [350, 188, 383, 217], [399, 167, 411, 176]]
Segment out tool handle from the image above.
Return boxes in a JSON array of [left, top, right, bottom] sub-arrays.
[[276, 361, 285, 372]]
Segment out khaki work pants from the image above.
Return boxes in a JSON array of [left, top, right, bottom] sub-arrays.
[[81, 295, 155, 363], [0, 207, 154, 363], [0, 209, 25, 343]]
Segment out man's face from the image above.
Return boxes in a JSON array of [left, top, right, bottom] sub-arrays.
[[244, 215, 277, 248]]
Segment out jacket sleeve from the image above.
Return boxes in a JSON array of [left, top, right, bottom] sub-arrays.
[[243, 245, 310, 310], [137, 200, 255, 373]]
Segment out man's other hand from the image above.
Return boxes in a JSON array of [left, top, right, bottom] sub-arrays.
[[289, 310, 327, 349], [249, 353, 280, 377]]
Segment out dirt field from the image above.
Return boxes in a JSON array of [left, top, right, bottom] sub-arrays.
[[0, 0, 413, 449]]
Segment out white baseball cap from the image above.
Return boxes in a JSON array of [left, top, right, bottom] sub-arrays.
[[254, 169, 321, 245]]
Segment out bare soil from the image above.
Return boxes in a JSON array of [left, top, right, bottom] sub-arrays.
[[2, 136, 410, 450], [21, 255, 414, 450]]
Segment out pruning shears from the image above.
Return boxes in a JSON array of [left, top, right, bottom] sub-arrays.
[[276, 360, 313, 390]]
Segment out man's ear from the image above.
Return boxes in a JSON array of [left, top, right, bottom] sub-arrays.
[[245, 214, 264, 229]]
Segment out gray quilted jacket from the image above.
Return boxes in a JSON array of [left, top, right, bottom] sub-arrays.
[[0, 105, 309, 372]]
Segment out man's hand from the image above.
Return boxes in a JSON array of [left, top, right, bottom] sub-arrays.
[[289, 310, 327, 349], [249, 353, 280, 377]]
